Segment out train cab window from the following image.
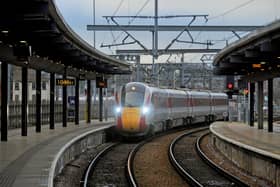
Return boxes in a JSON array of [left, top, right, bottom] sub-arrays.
[[121, 84, 145, 107]]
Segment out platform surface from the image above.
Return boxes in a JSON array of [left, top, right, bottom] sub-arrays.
[[210, 122, 280, 161], [0, 119, 114, 187]]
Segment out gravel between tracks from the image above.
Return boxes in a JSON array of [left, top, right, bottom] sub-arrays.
[[200, 134, 272, 187], [88, 143, 135, 187], [134, 130, 190, 187], [54, 143, 110, 187]]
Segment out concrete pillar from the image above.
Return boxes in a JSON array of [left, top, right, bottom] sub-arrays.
[[36, 70, 41, 132], [257, 81, 263, 129], [75, 78, 79, 125], [87, 80, 91, 123], [99, 87, 103, 122], [62, 73, 67, 127], [1, 62, 8, 141], [21, 66, 28, 136], [249, 82, 255, 126], [268, 79, 273, 132], [50, 73, 55, 129]]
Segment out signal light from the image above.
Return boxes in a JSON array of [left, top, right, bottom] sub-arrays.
[[227, 82, 234, 90], [242, 88, 249, 97]]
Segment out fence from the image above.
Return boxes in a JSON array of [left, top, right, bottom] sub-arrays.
[[2, 98, 115, 130]]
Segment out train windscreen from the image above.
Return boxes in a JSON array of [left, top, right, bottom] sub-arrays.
[[121, 84, 145, 107]]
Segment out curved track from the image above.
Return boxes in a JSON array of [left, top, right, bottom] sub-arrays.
[[196, 132, 249, 187], [127, 127, 195, 187], [82, 142, 137, 187], [169, 128, 247, 187]]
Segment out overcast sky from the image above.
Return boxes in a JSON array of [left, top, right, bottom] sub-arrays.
[[55, 0, 279, 63]]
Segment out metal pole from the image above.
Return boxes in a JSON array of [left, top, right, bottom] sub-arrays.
[[50, 73, 55, 129], [21, 66, 28, 136], [268, 79, 273, 132], [257, 81, 263, 129], [1, 62, 8, 141], [136, 60, 140, 82], [152, 31, 155, 83], [180, 57, 184, 88], [87, 80, 91, 123], [154, 0, 158, 58], [36, 70, 41, 132], [93, 0, 96, 48], [249, 82, 255, 126], [151, 0, 158, 85], [75, 78, 79, 125], [99, 87, 103, 121], [62, 72, 67, 127]]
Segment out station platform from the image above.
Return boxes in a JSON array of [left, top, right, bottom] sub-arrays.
[[210, 122, 280, 160], [0, 119, 114, 187], [210, 122, 280, 186]]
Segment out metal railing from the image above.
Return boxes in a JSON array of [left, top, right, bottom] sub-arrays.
[[1, 99, 115, 130]]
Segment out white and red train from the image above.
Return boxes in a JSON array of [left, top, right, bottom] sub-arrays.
[[114, 82, 228, 137]]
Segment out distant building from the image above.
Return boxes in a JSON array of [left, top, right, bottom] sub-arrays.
[[10, 66, 50, 101], [109, 62, 226, 92]]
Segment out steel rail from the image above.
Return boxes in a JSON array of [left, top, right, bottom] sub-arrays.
[[196, 132, 249, 187], [82, 143, 119, 187], [168, 127, 209, 187]]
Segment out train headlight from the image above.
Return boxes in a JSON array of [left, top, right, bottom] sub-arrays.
[[142, 106, 149, 115], [115, 107, 121, 114]]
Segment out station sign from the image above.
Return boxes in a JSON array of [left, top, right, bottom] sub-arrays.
[[96, 77, 107, 88], [56, 78, 75, 86], [252, 64, 261, 68]]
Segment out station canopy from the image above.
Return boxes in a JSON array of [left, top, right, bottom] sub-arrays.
[[214, 20, 280, 81], [0, 0, 131, 79]]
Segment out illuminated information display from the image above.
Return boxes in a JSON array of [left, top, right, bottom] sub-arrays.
[[56, 78, 75, 86], [96, 77, 107, 88]]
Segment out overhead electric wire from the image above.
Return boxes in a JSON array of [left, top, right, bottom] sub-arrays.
[[109, 0, 125, 48], [113, 0, 125, 16], [112, 0, 150, 45], [188, 0, 256, 56], [209, 0, 256, 20]]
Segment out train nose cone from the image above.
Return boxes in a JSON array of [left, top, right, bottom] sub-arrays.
[[121, 108, 141, 132]]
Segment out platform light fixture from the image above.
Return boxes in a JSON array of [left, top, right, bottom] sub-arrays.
[[19, 40, 27, 44], [1, 30, 9, 34], [260, 61, 266, 65]]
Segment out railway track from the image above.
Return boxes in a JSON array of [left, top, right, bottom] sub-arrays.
[[128, 127, 190, 187], [80, 125, 248, 187], [82, 126, 193, 187], [81, 142, 137, 187], [169, 127, 248, 187]]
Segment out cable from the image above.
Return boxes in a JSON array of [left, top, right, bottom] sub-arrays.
[[209, 0, 256, 20], [112, 0, 150, 44], [113, 0, 125, 16], [128, 0, 150, 24], [189, 0, 256, 50], [110, 0, 125, 48]]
